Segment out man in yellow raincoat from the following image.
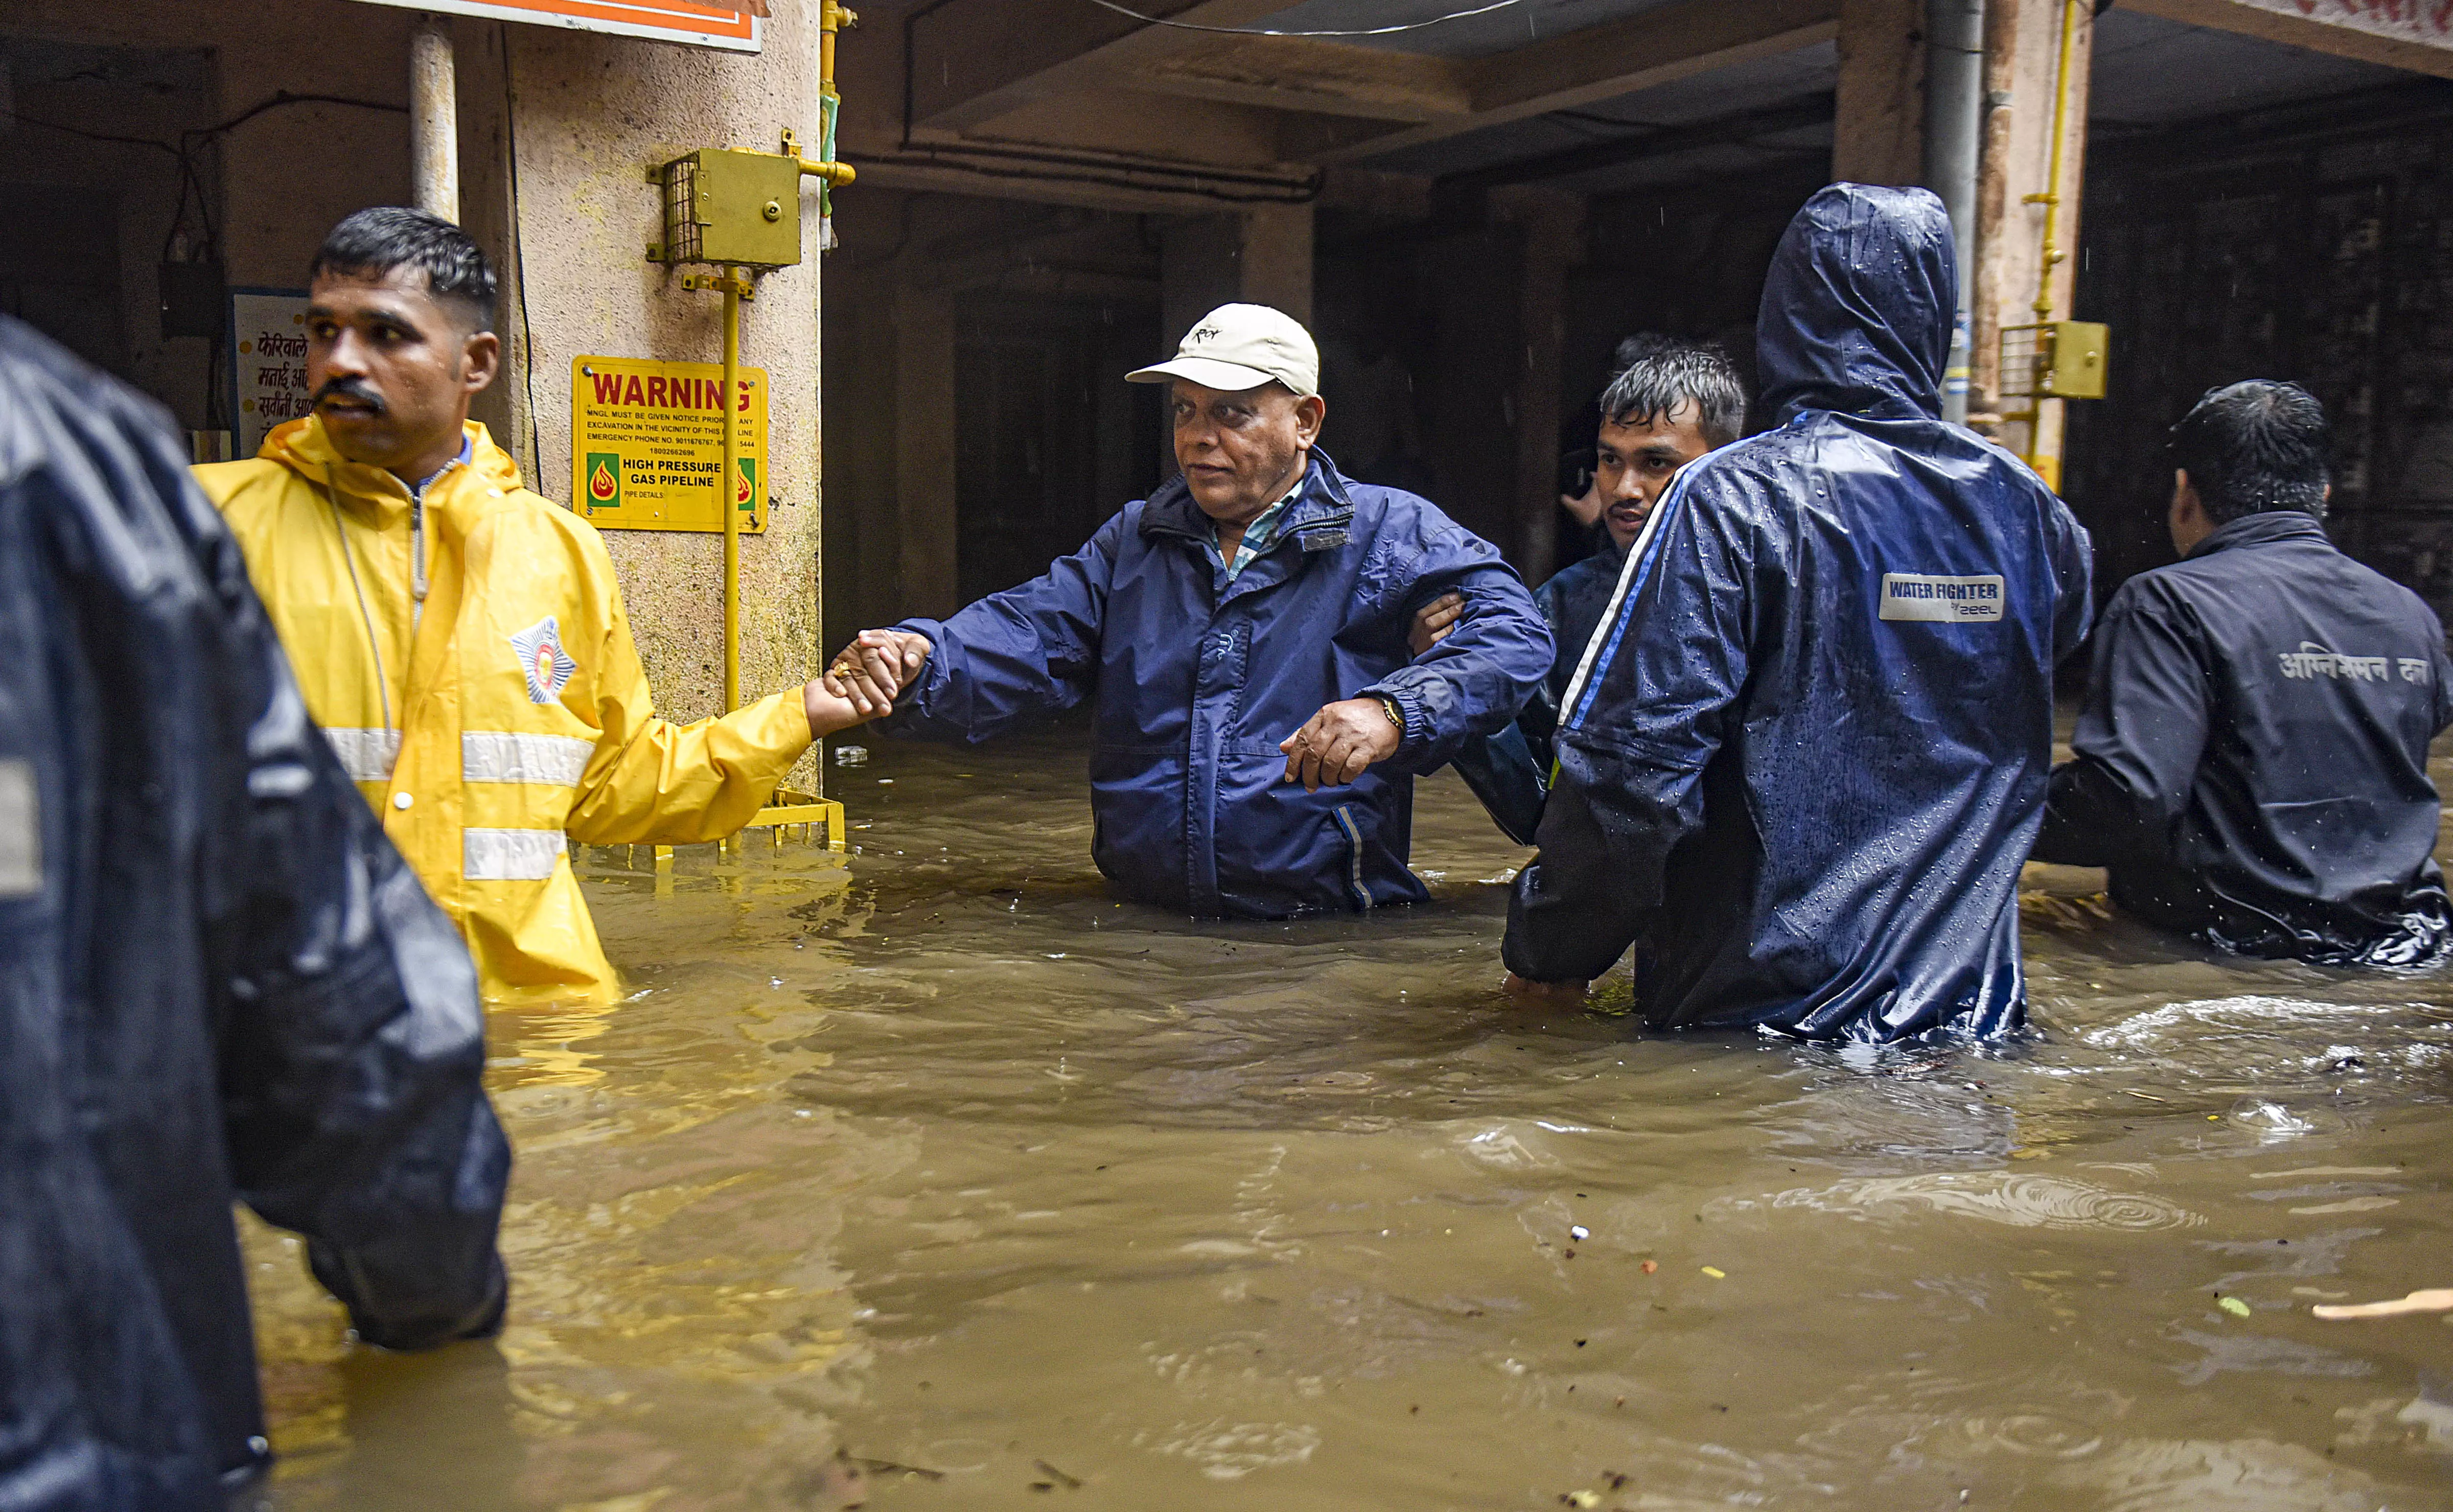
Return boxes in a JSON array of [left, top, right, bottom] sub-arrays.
[[197, 208, 880, 1004]]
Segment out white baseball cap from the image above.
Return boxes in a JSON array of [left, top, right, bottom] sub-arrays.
[[1127, 303, 1320, 399]]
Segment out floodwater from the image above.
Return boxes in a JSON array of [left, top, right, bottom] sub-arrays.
[[244, 719, 2453, 1511]]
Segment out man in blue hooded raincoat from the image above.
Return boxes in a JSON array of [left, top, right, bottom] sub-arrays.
[[1503, 184, 2094, 1040], [828, 303, 1553, 918]]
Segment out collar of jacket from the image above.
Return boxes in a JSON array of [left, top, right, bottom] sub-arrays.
[[1139, 448, 1357, 553], [263, 415, 525, 523], [2185, 508, 2330, 561]]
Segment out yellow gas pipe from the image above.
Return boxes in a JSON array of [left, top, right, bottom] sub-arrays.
[[2019, 0, 2085, 488], [2027, 0, 2082, 323], [721, 269, 742, 711]]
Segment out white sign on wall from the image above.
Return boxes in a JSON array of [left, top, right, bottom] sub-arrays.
[[345, 0, 760, 53], [229, 288, 311, 460]]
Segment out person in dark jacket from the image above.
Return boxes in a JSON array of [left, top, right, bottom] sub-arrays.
[[2034, 380, 2453, 965], [1423, 337, 1747, 843], [1502, 184, 2094, 1040], [0, 313, 510, 1508], [826, 303, 1553, 918]]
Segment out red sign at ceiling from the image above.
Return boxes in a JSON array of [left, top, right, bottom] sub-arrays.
[[348, 0, 762, 53]]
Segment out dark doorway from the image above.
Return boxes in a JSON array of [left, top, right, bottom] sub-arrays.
[[2070, 80, 2453, 618], [954, 297, 1161, 605]]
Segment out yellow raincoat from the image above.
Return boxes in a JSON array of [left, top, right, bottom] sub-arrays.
[[197, 417, 811, 1004]]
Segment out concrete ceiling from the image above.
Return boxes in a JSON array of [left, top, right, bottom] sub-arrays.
[[1332, 5, 2432, 196], [871, 0, 2450, 210], [1252, 0, 1691, 58]]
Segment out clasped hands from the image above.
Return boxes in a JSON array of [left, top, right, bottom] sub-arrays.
[[813, 629, 1401, 793]]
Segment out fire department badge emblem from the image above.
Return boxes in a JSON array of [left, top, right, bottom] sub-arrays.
[[510, 616, 579, 704]]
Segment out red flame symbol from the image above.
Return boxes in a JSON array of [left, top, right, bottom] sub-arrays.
[[735, 467, 753, 506], [588, 459, 617, 502]]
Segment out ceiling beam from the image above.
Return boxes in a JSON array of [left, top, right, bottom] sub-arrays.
[[910, 0, 1303, 134], [1440, 91, 1837, 191], [1128, 34, 1472, 123], [1300, 0, 1842, 165], [2119, 0, 2453, 81]]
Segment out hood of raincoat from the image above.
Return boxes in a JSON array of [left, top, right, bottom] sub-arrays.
[[1756, 182, 1955, 425], [260, 410, 527, 497], [0, 314, 508, 1506]]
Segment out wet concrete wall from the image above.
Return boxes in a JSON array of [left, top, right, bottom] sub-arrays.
[[499, 10, 826, 751]]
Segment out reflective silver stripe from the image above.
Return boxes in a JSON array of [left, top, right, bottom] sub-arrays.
[[462, 827, 567, 881], [0, 760, 38, 897], [323, 727, 402, 783], [461, 730, 593, 786]]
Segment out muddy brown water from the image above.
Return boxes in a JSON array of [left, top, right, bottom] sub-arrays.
[[243, 722, 2453, 1510]]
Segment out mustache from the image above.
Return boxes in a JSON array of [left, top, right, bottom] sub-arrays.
[[311, 378, 385, 414]]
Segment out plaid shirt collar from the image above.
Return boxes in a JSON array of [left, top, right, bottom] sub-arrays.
[[1215, 475, 1307, 581]]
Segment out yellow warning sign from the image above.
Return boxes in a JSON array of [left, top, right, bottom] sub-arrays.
[[570, 356, 769, 533]]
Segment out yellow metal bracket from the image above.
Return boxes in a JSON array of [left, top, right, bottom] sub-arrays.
[[746, 787, 848, 852]]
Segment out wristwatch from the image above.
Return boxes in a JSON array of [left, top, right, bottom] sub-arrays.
[[1375, 695, 1405, 733]]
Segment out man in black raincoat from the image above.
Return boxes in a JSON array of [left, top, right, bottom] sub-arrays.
[[0, 314, 509, 1508], [2035, 380, 2453, 965], [1503, 184, 2093, 1040]]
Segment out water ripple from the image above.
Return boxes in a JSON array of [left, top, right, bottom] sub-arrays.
[[1723, 1171, 2202, 1231]]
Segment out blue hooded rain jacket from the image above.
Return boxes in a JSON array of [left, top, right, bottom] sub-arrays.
[[0, 315, 507, 1509], [881, 453, 1553, 916], [1503, 184, 2094, 1040]]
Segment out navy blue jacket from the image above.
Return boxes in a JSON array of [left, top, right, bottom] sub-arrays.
[[0, 316, 507, 1509], [2037, 509, 2453, 964], [1451, 539, 1626, 844], [1504, 184, 2094, 1040], [883, 453, 1553, 916]]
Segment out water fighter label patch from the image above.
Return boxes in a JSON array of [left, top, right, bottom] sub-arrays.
[[1880, 573, 2005, 623], [510, 616, 579, 704]]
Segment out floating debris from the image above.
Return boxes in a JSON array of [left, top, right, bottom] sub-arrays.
[[2218, 1296, 2252, 1318], [1701, 1266, 1726, 1279], [2312, 1288, 2453, 1320]]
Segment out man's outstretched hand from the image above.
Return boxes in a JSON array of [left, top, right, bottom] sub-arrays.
[[1280, 697, 1403, 792], [820, 629, 933, 718]]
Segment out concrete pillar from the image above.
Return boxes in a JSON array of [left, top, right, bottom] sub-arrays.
[[1970, 0, 2093, 487], [1238, 202, 1314, 325], [410, 15, 459, 222], [498, 13, 825, 750], [1160, 204, 1315, 337], [893, 286, 961, 619], [1493, 188, 1582, 584], [1834, 0, 1926, 185]]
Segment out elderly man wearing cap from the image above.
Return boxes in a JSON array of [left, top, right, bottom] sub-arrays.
[[827, 303, 1553, 918]]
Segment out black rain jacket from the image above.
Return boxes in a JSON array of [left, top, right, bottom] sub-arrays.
[[0, 315, 510, 1510], [1451, 537, 1628, 845], [1503, 184, 2093, 1040], [2035, 509, 2453, 964]]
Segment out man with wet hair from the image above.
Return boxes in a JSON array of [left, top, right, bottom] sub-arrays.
[[2035, 380, 2453, 964], [1503, 184, 2093, 1040], [196, 208, 876, 1004], [825, 303, 1553, 918], [1416, 335, 1746, 842]]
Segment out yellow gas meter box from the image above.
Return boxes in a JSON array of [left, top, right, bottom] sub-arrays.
[[1999, 321, 2109, 402], [652, 148, 804, 269]]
